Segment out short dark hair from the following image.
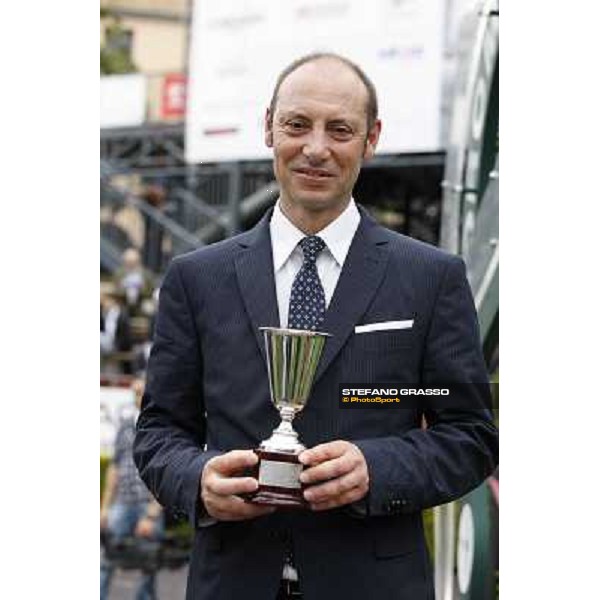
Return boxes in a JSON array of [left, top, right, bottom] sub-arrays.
[[267, 52, 379, 131]]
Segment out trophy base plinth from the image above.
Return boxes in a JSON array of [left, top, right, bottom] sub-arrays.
[[248, 489, 307, 508], [245, 449, 307, 509]]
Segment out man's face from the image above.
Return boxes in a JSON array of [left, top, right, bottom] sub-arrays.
[[265, 59, 381, 222]]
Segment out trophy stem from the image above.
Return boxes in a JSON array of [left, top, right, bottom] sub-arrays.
[[260, 404, 305, 454], [279, 405, 295, 427]]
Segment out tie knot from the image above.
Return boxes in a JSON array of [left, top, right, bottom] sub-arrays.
[[299, 236, 326, 264]]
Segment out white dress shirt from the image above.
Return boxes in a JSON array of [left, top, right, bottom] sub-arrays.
[[270, 198, 361, 328]]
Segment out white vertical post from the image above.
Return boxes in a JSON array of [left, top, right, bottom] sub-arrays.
[[434, 501, 456, 600]]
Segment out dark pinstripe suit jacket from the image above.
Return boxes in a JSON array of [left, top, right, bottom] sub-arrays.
[[134, 207, 498, 600]]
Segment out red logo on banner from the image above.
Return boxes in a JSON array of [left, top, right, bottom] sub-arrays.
[[161, 73, 187, 118]]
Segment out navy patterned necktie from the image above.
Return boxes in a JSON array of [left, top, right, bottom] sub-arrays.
[[288, 236, 327, 331]]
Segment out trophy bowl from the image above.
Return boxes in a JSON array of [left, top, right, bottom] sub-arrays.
[[246, 327, 330, 507]]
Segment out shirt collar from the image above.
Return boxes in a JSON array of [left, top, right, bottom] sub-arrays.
[[270, 198, 360, 271], [317, 199, 360, 267], [270, 202, 305, 272]]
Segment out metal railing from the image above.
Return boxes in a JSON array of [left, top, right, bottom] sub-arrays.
[[101, 161, 204, 275], [101, 158, 279, 276]]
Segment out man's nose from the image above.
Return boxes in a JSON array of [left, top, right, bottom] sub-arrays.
[[302, 129, 330, 163]]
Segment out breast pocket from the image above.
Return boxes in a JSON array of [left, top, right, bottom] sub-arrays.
[[352, 329, 415, 355], [341, 331, 417, 381]]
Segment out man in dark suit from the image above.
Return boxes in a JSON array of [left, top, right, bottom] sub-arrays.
[[134, 53, 498, 600]]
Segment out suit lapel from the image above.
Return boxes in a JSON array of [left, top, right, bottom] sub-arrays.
[[314, 210, 391, 383], [234, 210, 280, 363], [233, 206, 391, 377]]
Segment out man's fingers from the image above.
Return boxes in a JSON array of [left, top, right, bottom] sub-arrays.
[[206, 475, 258, 497], [202, 450, 259, 497], [297, 441, 369, 510], [300, 441, 367, 485], [303, 471, 363, 503], [201, 450, 278, 521], [209, 450, 258, 475], [300, 454, 355, 485], [299, 440, 348, 466]]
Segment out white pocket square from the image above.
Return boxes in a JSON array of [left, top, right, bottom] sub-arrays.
[[354, 320, 414, 334]]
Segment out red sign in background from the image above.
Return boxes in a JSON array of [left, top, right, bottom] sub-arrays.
[[161, 73, 187, 118]]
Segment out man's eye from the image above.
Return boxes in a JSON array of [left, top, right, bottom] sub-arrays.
[[330, 126, 353, 138], [286, 121, 307, 131]]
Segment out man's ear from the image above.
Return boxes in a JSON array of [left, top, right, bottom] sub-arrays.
[[363, 119, 382, 160], [265, 108, 274, 147]]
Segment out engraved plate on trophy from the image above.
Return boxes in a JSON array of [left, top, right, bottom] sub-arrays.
[[246, 327, 330, 507]]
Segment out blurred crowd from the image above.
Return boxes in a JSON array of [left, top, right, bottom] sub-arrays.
[[100, 245, 174, 599], [101, 377, 165, 600], [100, 247, 159, 377]]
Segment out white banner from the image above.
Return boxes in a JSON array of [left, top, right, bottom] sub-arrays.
[[100, 74, 147, 129], [185, 0, 445, 163]]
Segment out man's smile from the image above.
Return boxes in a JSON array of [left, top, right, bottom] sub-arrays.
[[292, 167, 335, 181]]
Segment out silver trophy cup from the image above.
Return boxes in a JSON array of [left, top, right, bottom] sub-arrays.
[[246, 326, 330, 507]]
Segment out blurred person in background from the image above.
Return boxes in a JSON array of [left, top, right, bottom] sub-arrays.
[[101, 378, 164, 600], [141, 184, 168, 274], [101, 287, 133, 374], [114, 248, 154, 317], [131, 286, 160, 376]]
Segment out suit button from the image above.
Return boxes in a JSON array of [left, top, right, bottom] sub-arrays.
[[396, 499, 409, 513], [386, 498, 408, 514]]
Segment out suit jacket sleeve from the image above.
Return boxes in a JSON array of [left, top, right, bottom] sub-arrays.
[[354, 255, 498, 516], [133, 257, 221, 527]]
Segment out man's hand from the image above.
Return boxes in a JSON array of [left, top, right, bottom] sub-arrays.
[[299, 441, 369, 511], [201, 450, 276, 521], [135, 517, 156, 538]]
